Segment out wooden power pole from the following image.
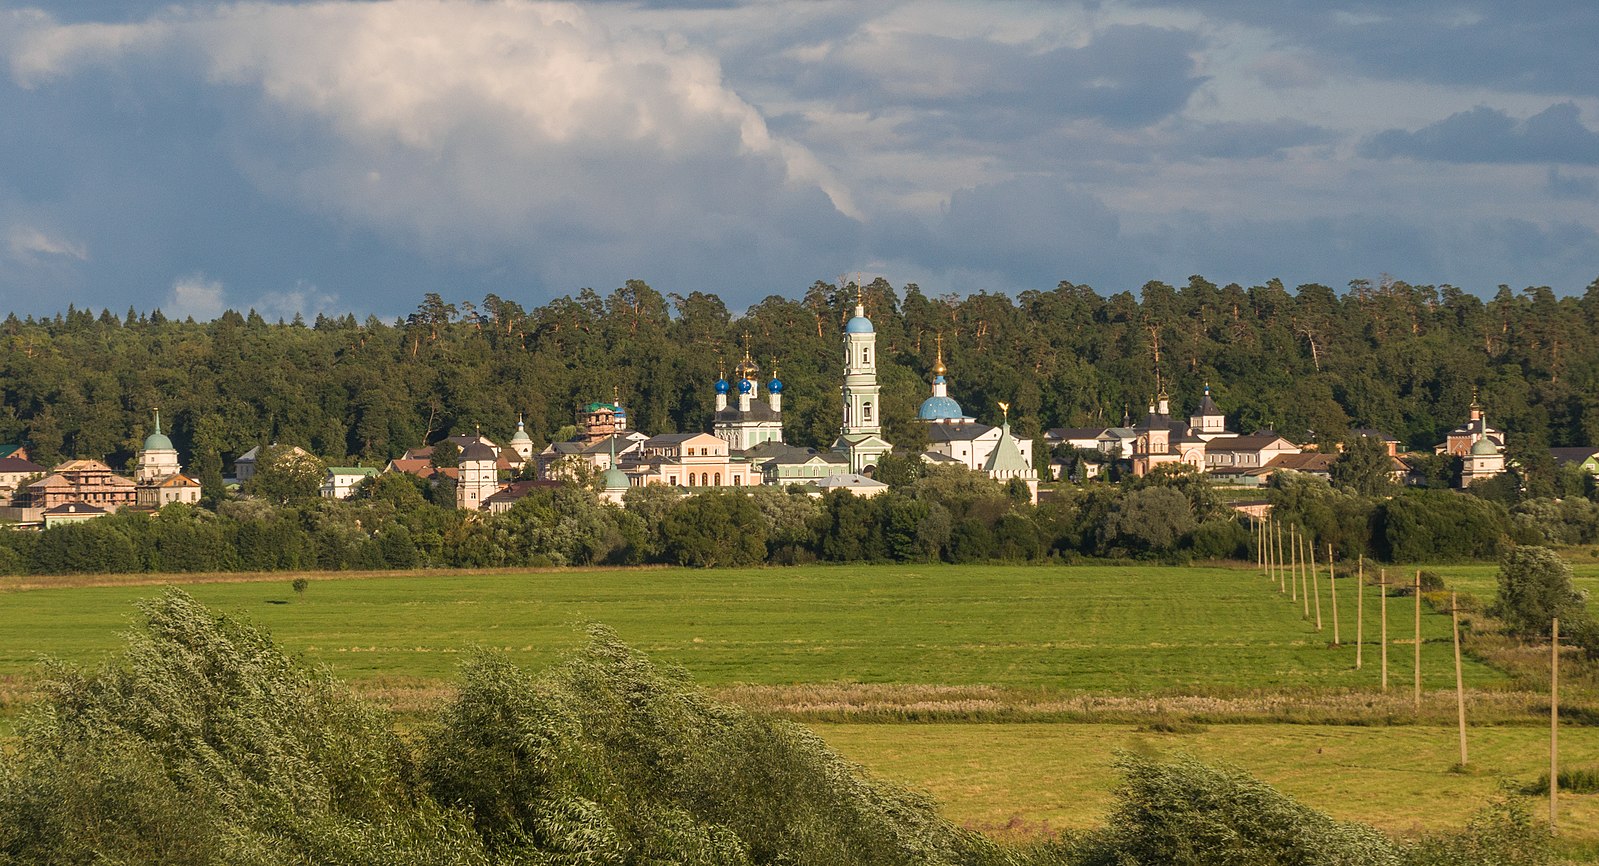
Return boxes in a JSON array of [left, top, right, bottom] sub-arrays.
[[1380, 568, 1388, 692], [1452, 592, 1466, 767], [1328, 543, 1339, 645], [1355, 556, 1364, 669], [1414, 570, 1423, 710], [1552, 617, 1560, 832]]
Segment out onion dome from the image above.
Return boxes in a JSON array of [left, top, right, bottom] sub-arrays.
[[715, 378, 730, 394], [845, 313, 874, 334], [918, 395, 964, 420], [735, 349, 760, 380], [738, 378, 754, 394], [509, 415, 532, 445], [768, 377, 783, 393], [143, 409, 174, 451]]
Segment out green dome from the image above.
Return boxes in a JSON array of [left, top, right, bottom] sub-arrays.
[[143, 409, 174, 451], [602, 466, 629, 490], [1470, 436, 1500, 456]]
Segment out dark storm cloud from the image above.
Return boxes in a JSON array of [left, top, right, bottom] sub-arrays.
[[1362, 103, 1599, 165]]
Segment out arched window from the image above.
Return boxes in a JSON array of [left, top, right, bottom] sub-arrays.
[[863, 347, 871, 365], [714, 473, 722, 486], [863, 402, 873, 422], [701, 472, 709, 487], [687, 473, 695, 486], [733, 475, 742, 486]]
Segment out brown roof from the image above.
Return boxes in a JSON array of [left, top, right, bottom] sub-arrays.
[[53, 458, 116, 473], [43, 502, 106, 516], [0, 456, 45, 474], [483, 479, 558, 506], [1265, 453, 1339, 472], [1206, 434, 1296, 452]]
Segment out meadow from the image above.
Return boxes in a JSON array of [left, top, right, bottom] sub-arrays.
[[2, 560, 1595, 853], [0, 563, 1519, 696]]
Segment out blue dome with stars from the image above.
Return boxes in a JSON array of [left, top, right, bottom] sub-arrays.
[[768, 378, 783, 393], [715, 379, 730, 394], [738, 379, 753, 394], [917, 394, 965, 421]]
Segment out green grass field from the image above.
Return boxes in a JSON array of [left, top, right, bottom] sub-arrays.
[[819, 722, 1599, 849], [0, 564, 1509, 693], [2, 560, 1594, 853]]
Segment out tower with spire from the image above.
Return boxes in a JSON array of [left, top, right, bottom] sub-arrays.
[[508, 414, 534, 464], [133, 407, 201, 507], [831, 283, 894, 473], [134, 408, 181, 484], [983, 402, 1039, 503], [1188, 383, 1230, 440]]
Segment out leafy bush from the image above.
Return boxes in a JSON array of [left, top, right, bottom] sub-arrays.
[[1071, 753, 1404, 865], [0, 590, 484, 864], [1490, 546, 1587, 638]]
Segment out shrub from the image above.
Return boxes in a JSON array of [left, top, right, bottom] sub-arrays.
[[0, 590, 485, 864], [1071, 753, 1403, 865], [1490, 546, 1586, 638]]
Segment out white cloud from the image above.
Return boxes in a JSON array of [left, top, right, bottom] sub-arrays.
[[6, 223, 87, 262], [166, 273, 225, 321], [9, 0, 859, 279], [250, 282, 339, 322]]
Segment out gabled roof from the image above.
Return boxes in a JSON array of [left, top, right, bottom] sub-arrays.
[[1351, 428, 1401, 443], [483, 479, 558, 506], [326, 466, 378, 477], [715, 401, 781, 422], [815, 473, 887, 490], [1046, 427, 1109, 441], [1264, 453, 1339, 473], [150, 473, 201, 488], [53, 458, 116, 473], [926, 422, 996, 443], [27, 473, 71, 489], [1550, 447, 1599, 466], [1206, 434, 1297, 452], [0, 456, 45, 474], [0, 444, 27, 460], [43, 502, 106, 516], [919, 450, 962, 463]]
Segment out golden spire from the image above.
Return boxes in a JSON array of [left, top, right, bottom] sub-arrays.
[[933, 333, 947, 376], [998, 401, 1010, 422]]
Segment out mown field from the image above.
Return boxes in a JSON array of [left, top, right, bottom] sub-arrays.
[[0, 563, 1520, 692], [2, 561, 1596, 853]]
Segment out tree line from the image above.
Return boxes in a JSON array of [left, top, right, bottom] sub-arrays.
[[3, 458, 1596, 579], [3, 275, 1598, 473]]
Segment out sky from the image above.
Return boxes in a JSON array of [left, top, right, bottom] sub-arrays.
[[1, 0, 1596, 321]]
